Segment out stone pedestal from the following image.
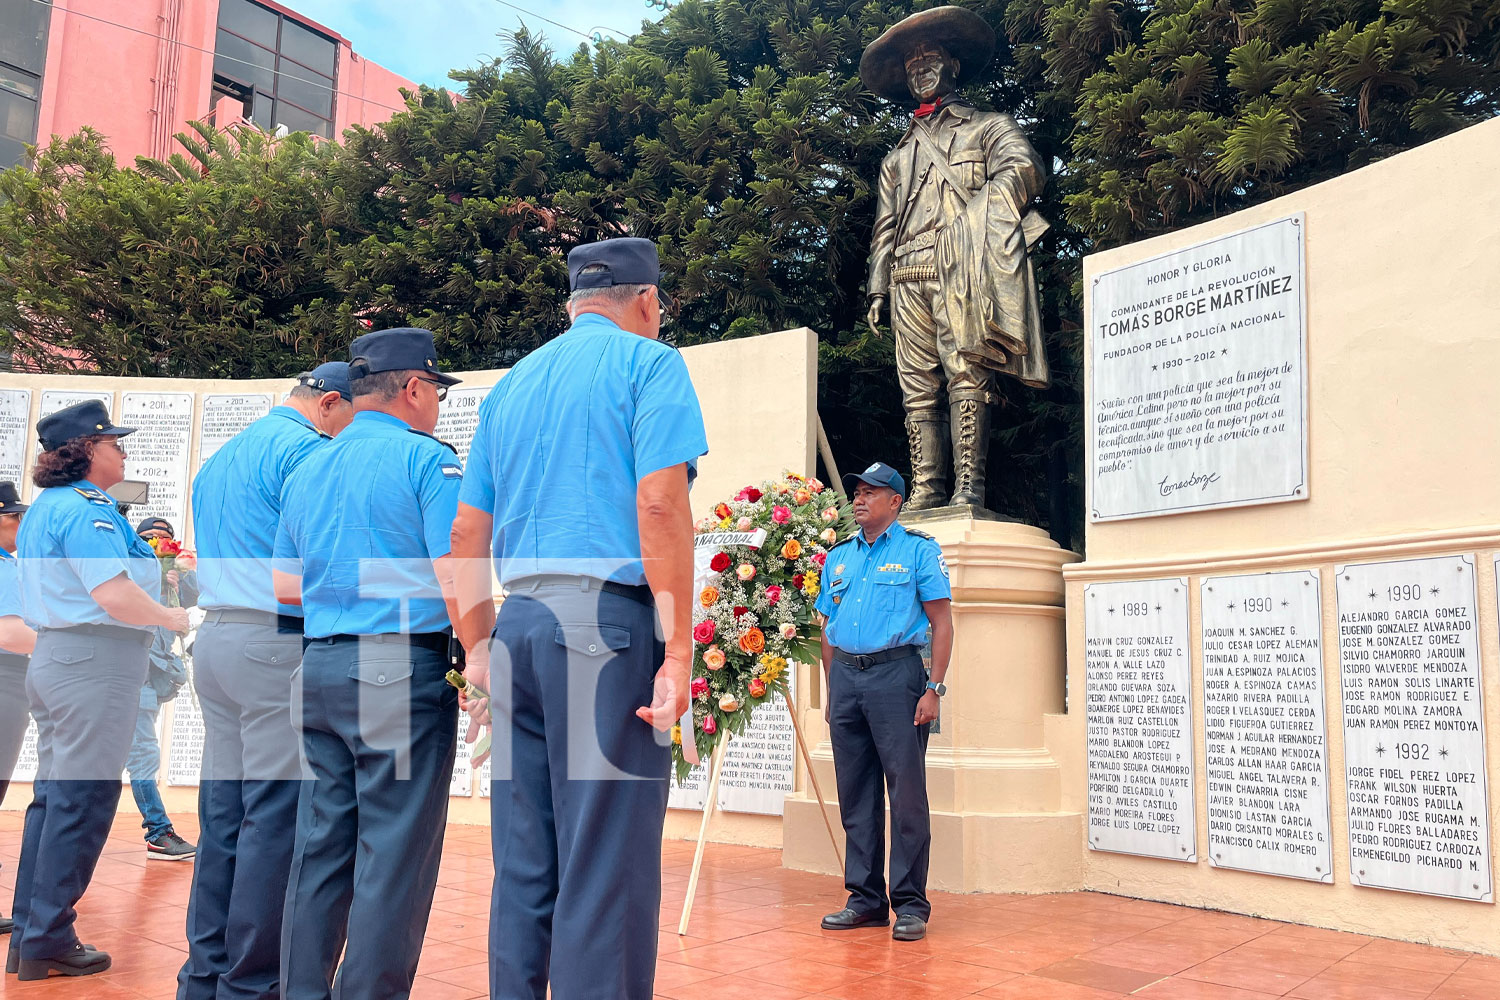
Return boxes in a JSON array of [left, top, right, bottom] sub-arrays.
[[782, 517, 1083, 893]]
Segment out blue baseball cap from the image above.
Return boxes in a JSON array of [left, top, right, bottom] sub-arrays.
[[349, 328, 461, 387], [567, 238, 673, 308], [37, 400, 135, 453], [297, 362, 354, 401], [843, 461, 906, 499]]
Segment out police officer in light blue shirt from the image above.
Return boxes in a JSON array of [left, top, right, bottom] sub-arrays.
[[274, 330, 464, 1000], [450, 237, 707, 1000], [0, 483, 35, 937], [815, 462, 952, 943], [178, 362, 353, 1000], [9, 401, 189, 981]]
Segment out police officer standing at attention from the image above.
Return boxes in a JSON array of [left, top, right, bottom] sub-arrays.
[[274, 331, 464, 1000], [10, 401, 189, 979], [450, 237, 706, 1000], [177, 361, 353, 1000], [816, 462, 952, 943], [0, 482, 34, 936]]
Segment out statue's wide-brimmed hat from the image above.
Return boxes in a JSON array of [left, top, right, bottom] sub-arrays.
[[859, 6, 996, 104]]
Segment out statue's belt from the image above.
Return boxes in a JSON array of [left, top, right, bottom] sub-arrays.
[[894, 229, 940, 258], [892, 262, 939, 284]]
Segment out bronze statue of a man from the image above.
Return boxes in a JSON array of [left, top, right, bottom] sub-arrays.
[[861, 6, 1050, 511]]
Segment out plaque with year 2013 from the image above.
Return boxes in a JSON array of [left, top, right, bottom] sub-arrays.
[[1201, 571, 1332, 882], [1336, 555, 1492, 903], [1085, 578, 1196, 861]]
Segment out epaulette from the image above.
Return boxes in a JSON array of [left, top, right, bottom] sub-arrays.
[[72, 486, 114, 506], [829, 533, 859, 552], [904, 527, 935, 542], [407, 428, 458, 455]]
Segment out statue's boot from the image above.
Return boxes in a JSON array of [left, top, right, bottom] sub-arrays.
[[949, 396, 990, 508], [904, 410, 949, 511]]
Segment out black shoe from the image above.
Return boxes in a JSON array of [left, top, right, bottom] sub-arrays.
[[0, 916, 10, 935], [820, 907, 889, 930], [893, 913, 927, 941], [146, 829, 197, 861], [9, 942, 96, 974], [16, 944, 111, 980]]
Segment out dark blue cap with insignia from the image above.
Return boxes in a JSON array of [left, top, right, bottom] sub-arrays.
[[38, 399, 136, 453], [348, 328, 461, 387], [297, 361, 354, 401], [843, 461, 906, 499], [567, 237, 674, 308], [0, 481, 26, 515]]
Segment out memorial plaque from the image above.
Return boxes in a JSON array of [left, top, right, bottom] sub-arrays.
[[167, 671, 205, 786], [1337, 555, 1491, 902], [717, 662, 798, 815], [121, 392, 194, 530], [1201, 571, 1332, 881], [478, 758, 491, 799], [1090, 214, 1308, 521], [0, 389, 30, 489], [668, 762, 709, 811], [450, 712, 473, 797], [1086, 578, 1196, 860], [434, 385, 495, 464], [198, 393, 273, 467], [39, 389, 110, 418], [11, 719, 38, 783]]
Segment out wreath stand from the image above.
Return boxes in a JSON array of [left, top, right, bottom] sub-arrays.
[[677, 680, 844, 935]]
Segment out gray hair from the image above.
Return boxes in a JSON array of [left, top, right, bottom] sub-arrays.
[[569, 264, 652, 310], [287, 384, 322, 401], [351, 369, 420, 401]]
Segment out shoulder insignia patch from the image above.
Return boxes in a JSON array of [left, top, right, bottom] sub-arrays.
[[407, 428, 459, 454], [441, 464, 463, 479], [92, 519, 116, 532], [904, 527, 935, 541]]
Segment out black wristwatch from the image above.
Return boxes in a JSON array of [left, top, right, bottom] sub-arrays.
[[925, 681, 947, 696]]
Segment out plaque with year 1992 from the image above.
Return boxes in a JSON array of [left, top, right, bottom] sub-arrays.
[[1200, 571, 1332, 882], [1085, 578, 1196, 862], [1336, 555, 1491, 902]]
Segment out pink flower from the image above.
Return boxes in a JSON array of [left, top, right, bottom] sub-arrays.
[[736, 563, 756, 582], [820, 527, 838, 545], [821, 507, 838, 522], [692, 620, 715, 644], [779, 622, 797, 639], [702, 715, 717, 735], [771, 506, 791, 524], [735, 487, 763, 502], [703, 647, 726, 670], [690, 677, 709, 698], [736, 516, 753, 531], [764, 585, 783, 604], [812, 552, 826, 567]]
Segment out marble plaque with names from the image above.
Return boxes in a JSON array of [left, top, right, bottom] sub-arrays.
[[716, 662, 798, 815], [1337, 555, 1492, 902], [1089, 214, 1308, 520], [0, 389, 31, 488], [11, 719, 38, 783], [39, 389, 111, 418], [478, 758, 491, 799], [434, 385, 494, 464], [1201, 571, 1333, 881], [1086, 578, 1196, 861], [121, 392, 194, 530], [668, 760, 710, 811], [198, 393, 273, 467], [450, 712, 474, 797], [166, 671, 206, 786]]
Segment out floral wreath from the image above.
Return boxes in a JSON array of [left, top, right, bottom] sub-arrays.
[[672, 472, 854, 781]]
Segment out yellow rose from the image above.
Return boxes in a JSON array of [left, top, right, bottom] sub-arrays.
[[699, 585, 719, 607], [781, 538, 802, 560], [671, 724, 682, 746]]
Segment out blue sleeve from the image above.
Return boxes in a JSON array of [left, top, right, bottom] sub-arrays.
[[418, 449, 464, 559], [272, 474, 302, 571], [280, 431, 327, 500], [633, 349, 708, 481], [915, 539, 951, 602], [0, 560, 20, 619], [814, 581, 834, 618], [62, 508, 133, 592], [457, 401, 496, 514]]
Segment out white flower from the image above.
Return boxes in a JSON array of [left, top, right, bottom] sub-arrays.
[[779, 622, 797, 639], [736, 516, 753, 531]]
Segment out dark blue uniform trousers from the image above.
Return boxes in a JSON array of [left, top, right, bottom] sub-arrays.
[[179, 617, 306, 1000], [828, 651, 932, 921], [488, 583, 669, 1000], [12, 629, 148, 959], [280, 635, 457, 1000], [0, 652, 31, 809]]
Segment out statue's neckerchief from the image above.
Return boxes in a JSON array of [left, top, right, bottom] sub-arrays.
[[914, 97, 944, 118]]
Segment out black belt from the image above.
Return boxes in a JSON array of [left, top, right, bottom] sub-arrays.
[[833, 644, 919, 670], [203, 607, 304, 634], [505, 575, 655, 609], [310, 632, 451, 655], [0, 652, 27, 669], [39, 623, 153, 647]]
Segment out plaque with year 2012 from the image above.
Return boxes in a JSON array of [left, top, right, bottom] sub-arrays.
[[1085, 578, 1196, 861], [1201, 571, 1332, 882], [1336, 555, 1492, 903]]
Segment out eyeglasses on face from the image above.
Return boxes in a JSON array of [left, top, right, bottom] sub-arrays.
[[95, 437, 128, 458], [414, 376, 449, 402]]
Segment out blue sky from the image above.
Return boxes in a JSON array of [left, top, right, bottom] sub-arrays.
[[290, 0, 665, 88]]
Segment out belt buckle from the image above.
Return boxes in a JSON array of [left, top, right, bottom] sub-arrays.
[[855, 653, 873, 670]]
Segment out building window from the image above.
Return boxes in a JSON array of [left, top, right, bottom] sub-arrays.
[[0, 0, 51, 170], [212, 0, 337, 139]]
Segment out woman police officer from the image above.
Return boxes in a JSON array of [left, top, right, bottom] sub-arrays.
[[9, 400, 188, 980]]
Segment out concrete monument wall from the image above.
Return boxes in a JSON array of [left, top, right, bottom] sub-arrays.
[[1063, 117, 1500, 953]]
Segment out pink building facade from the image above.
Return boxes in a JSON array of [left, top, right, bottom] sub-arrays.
[[0, 0, 417, 170]]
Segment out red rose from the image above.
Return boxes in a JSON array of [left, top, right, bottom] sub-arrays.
[[692, 621, 715, 643], [733, 606, 749, 619], [744, 487, 762, 502], [764, 585, 782, 604], [812, 552, 826, 567], [749, 678, 767, 698], [709, 553, 731, 573], [792, 573, 805, 589], [702, 716, 718, 735], [690, 677, 709, 698]]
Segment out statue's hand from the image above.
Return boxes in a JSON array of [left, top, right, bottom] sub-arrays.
[[867, 296, 886, 334]]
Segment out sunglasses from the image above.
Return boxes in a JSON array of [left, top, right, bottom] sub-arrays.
[[95, 438, 128, 458], [414, 376, 449, 402]]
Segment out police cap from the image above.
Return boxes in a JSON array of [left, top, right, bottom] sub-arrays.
[[37, 400, 136, 453], [0, 481, 26, 515], [135, 516, 174, 537], [567, 238, 673, 308], [843, 461, 906, 500], [348, 328, 461, 387], [297, 361, 354, 401]]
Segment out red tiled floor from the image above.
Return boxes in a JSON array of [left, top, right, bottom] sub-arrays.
[[0, 812, 1491, 998]]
